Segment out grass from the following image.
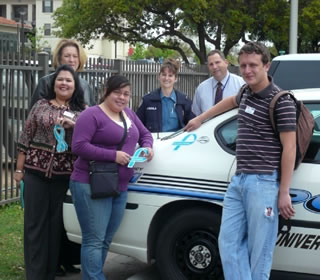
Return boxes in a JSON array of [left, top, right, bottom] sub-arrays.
[[0, 203, 25, 280]]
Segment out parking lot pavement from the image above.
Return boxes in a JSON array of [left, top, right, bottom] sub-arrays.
[[56, 252, 160, 280], [127, 264, 160, 280]]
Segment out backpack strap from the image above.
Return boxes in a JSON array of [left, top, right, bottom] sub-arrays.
[[238, 84, 249, 103], [269, 90, 296, 132]]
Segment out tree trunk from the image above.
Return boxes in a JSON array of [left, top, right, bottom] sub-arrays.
[[197, 23, 207, 64]]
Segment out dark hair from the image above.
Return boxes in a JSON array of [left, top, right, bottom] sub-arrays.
[[47, 64, 86, 111], [100, 75, 131, 103], [238, 42, 270, 65], [160, 59, 180, 76], [207, 49, 226, 60]]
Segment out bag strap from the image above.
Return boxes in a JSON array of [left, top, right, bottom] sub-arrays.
[[269, 90, 296, 133], [117, 111, 128, 151], [238, 84, 249, 102]]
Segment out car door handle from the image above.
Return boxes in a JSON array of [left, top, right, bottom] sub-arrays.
[[197, 136, 210, 144]]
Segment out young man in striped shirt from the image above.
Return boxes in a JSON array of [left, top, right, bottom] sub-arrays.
[[185, 42, 296, 280]]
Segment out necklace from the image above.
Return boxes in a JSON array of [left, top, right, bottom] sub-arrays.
[[54, 98, 67, 107]]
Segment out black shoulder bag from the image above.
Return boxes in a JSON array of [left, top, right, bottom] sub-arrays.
[[89, 112, 127, 199]]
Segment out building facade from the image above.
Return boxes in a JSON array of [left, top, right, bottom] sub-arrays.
[[0, 0, 129, 59]]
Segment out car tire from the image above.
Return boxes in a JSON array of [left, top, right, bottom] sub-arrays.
[[155, 208, 223, 280]]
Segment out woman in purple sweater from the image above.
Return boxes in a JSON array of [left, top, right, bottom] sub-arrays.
[[70, 75, 153, 279]]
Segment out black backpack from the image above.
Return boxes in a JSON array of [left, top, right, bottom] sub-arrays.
[[269, 91, 314, 169]]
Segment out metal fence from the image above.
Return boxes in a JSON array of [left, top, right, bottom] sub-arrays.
[[0, 48, 210, 205]]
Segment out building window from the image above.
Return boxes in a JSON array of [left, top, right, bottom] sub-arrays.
[[12, 5, 28, 22], [0, 5, 6, 18], [42, 0, 53, 13], [44, 24, 51, 36]]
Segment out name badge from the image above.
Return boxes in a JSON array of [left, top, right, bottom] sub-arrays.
[[146, 106, 157, 111], [63, 111, 75, 120], [245, 106, 255, 115]]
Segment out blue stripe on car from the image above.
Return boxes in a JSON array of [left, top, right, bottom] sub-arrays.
[[128, 184, 225, 201]]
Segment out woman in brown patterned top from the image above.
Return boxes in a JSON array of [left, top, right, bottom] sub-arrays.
[[14, 64, 86, 280]]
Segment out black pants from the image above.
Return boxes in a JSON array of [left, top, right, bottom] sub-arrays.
[[24, 171, 68, 280], [58, 224, 81, 267]]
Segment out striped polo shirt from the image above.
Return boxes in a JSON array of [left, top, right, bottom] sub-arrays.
[[235, 79, 296, 174]]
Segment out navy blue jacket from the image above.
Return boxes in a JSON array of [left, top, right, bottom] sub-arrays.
[[136, 88, 195, 132]]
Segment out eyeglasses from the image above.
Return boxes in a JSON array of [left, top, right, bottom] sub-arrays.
[[112, 90, 131, 98]]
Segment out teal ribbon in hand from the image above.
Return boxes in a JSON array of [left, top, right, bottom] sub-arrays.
[[54, 124, 68, 153], [127, 148, 148, 168], [20, 181, 24, 209]]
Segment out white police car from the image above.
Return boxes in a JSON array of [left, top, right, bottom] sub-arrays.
[[63, 88, 320, 280]]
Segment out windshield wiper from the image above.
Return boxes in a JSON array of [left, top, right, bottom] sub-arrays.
[[160, 128, 185, 141]]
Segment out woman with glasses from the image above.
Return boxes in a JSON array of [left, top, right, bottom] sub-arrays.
[[70, 75, 154, 279]]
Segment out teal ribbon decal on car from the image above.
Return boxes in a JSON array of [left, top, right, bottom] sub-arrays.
[[54, 124, 68, 152], [128, 148, 148, 168], [172, 134, 197, 151]]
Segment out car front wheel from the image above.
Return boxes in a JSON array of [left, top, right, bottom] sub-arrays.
[[155, 208, 223, 280]]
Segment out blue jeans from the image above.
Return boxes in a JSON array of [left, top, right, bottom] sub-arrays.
[[218, 172, 279, 280], [69, 180, 128, 280]]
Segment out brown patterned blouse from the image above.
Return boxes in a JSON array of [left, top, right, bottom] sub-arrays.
[[18, 99, 82, 178]]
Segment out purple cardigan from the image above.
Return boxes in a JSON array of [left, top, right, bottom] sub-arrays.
[[71, 105, 153, 191]]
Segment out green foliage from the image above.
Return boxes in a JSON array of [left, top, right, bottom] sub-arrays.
[[0, 203, 24, 280], [144, 46, 163, 60], [53, 0, 254, 64], [144, 45, 178, 61], [226, 54, 239, 66], [26, 27, 50, 52], [53, 0, 320, 65], [268, 46, 279, 58], [299, 0, 320, 52], [247, 0, 320, 54], [247, 0, 290, 54], [130, 43, 146, 60]]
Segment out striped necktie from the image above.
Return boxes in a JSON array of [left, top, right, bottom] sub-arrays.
[[214, 82, 223, 105]]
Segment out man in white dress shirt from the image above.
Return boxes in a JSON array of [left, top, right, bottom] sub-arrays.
[[192, 50, 245, 116]]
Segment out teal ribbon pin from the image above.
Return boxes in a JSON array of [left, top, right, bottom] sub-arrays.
[[54, 124, 68, 152]]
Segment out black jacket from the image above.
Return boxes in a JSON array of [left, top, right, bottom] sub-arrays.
[[136, 88, 195, 132], [29, 73, 96, 110]]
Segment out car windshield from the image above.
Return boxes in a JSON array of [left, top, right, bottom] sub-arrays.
[[269, 61, 320, 90]]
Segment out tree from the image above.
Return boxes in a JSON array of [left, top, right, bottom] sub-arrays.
[[26, 27, 50, 53], [144, 42, 193, 62], [246, 0, 290, 53], [299, 0, 320, 52], [130, 43, 146, 60], [144, 45, 174, 61], [144, 46, 164, 61], [53, 0, 320, 64], [53, 0, 255, 64], [247, 0, 320, 54]]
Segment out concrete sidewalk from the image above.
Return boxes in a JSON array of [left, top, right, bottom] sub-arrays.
[[57, 253, 160, 280]]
